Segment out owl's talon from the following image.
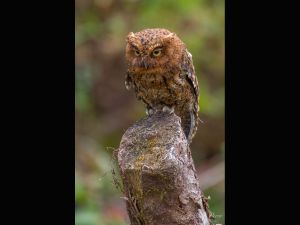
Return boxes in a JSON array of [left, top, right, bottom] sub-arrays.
[[146, 108, 154, 116], [125, 82, 131, 90], [162, 106, 175, 114]]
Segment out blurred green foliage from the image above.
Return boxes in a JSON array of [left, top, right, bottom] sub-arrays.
[[76, 0, 224, 224]]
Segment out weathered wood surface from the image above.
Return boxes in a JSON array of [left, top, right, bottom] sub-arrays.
[[117, 112, 212, 225]]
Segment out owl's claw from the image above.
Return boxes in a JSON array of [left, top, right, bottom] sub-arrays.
[[125, 81, 131, 90], [162, 106, 175, 114], [146, 108, 155, 116]]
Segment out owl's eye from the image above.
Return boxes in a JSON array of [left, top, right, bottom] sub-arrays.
[[152, 48, 163, 57], [134, 50, 140, 56]]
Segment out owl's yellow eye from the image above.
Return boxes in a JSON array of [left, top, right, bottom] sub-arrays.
[[152, 48, 162, 57], [134, 50, 140, 56]]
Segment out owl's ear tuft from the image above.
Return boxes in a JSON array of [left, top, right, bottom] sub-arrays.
[[126, 32, 136, 42], [162, 33, 176, 43]]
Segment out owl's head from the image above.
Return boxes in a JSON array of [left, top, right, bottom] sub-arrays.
[[125, 28, 185, 74]]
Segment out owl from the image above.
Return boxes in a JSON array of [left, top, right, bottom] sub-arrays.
[[125, 28, 199, 144]]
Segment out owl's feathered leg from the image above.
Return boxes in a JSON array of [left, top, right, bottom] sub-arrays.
[[162, 105, 175, 114], [146, 105, 175, 116]]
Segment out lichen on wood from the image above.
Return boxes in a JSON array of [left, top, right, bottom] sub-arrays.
[[117, 112, 212, 225]]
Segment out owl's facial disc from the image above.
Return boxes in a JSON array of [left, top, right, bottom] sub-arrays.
[[126, 39, 170, 72]]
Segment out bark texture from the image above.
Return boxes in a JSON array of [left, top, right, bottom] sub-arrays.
[[117, 112, 212, 225]]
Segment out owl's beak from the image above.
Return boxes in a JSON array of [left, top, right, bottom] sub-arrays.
[[140, 58, 149, 69]]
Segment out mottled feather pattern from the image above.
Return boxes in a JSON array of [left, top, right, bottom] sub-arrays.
[[181, 49, 199, 141], [125, 28, 199, 144]]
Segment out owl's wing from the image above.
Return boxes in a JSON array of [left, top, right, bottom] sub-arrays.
[[182, 50, 199, 100], [181, 50, 200, 143]]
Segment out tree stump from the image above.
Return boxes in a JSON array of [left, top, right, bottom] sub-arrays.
[[117, 112, 212, 225]]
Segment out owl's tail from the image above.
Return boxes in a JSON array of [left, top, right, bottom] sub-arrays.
[[181, 110, 198, 144]]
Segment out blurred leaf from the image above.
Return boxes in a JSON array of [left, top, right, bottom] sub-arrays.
[[75, 66, 94, 113], [76, 11, 102, 46], [75, 209, 100, 225], [204, 186, 225, 224], [75, 173, 86, 204], [199, 80, 224, 117]]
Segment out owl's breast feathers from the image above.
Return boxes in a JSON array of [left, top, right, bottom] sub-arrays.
[[126, 70, 184, 106]]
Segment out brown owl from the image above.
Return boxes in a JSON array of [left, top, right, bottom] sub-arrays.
[[125, 28, 199, 144]]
